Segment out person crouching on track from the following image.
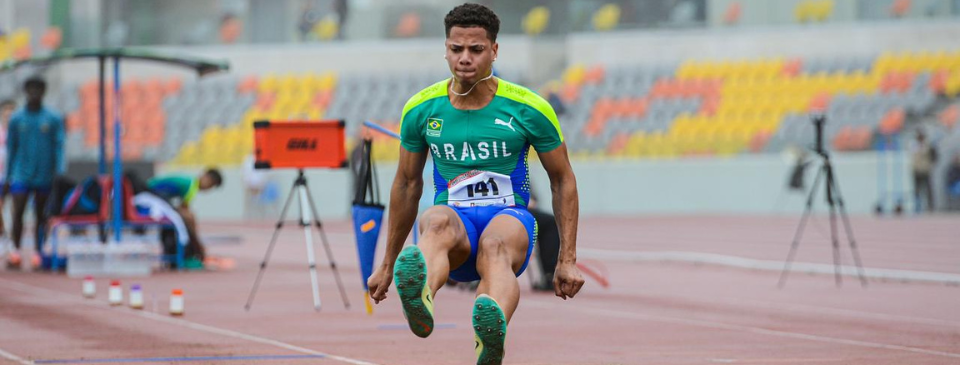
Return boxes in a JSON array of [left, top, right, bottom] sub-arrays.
[[147, 168, 223, 265]]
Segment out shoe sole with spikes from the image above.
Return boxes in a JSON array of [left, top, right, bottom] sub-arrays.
[[393, 245, 434, 338], [473, 294, 506, 365]]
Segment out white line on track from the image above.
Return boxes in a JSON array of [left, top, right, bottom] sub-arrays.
[[594, 278, 960, 327], [668, 291, 960, 327], [700, 296, 960, 328], [0, 347, 32, 365], [527, 300, 960, 360], [580, 249, 960, 285], [0, 278, 380, 365]]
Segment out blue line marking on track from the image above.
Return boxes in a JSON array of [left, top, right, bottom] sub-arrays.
[[34, 354, 326, 364], [377, 323, 456, 330]]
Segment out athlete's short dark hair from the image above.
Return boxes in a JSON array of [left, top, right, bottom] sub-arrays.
[[205, 168, 223, 188], [24, 76, 46, 91], [444, 3, 500, 42]]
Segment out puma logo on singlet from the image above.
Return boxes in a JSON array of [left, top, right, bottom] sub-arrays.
[[494, 117, 515, 132]]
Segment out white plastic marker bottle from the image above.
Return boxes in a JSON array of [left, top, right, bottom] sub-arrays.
[[82, 276, 96, 298], [129, 284, 144, 309], [169, 289, 184, 316], [108, 280, 123, 306]]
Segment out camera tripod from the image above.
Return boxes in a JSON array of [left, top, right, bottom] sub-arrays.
[[778, 116, 868, 288], [245, 169, 351, 311]]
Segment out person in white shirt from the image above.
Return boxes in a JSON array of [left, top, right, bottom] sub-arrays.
[[0, 99, 15, 241]]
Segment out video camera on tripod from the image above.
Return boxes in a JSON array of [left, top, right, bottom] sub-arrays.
[[812, 114, 827, 156], [779, 115, 868, 288]]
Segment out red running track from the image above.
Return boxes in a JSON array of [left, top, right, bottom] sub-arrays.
[[1, 215, 958, 364]]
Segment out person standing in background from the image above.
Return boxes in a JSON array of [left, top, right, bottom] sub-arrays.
[[6, 78, 65, 268], [945, 153, 960, 211], [334, 0, 348, 40], [0, 100, 15, 242], [911, 131, 937, 213], [297, 1, 322, 41]]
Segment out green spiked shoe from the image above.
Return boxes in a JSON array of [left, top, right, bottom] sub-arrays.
[[393, 245, 434, 338], [473, 294, 507, 365]]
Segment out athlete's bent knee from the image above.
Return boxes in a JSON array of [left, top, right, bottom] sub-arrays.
[[420, 208, 454, 234], [478, 236, 509, 260]]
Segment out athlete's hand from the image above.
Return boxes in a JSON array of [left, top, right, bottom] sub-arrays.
[[554, 262, 585, 300], [368, 264, 394, 304]]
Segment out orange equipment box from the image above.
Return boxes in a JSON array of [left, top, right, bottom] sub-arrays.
[[253, 120, 347, 169]]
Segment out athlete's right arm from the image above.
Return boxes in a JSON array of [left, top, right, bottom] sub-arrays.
[[368, 147, 427, 303]]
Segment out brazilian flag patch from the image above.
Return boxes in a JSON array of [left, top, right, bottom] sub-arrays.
[[426, 118, 443, 137]]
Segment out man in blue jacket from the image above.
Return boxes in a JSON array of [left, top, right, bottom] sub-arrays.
[[6, 77, 64, 268]]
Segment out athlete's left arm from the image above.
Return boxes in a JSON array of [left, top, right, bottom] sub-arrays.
[[54, 113, 66, 175], [538, 142, 585, 300]]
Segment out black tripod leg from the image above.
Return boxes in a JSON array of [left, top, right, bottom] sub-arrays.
[[779, 166, 824, 288], [827, 191, 843, 288], [830, 174, 868, 288], [825, 164, 845, 288], [304, 184, 351, 309], [245, 181, 298, 311]]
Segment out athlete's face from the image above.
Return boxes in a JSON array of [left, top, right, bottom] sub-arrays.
[[199, 174, 219, 190], [445, 26, 498, 85], [25, 84, 45, 105]]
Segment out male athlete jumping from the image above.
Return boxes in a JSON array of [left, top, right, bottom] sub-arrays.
[[366, 3, 584, 364]]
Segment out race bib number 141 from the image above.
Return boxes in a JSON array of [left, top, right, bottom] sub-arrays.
[[447, 170, 515, 207]]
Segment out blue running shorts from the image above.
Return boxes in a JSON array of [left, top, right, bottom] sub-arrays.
[[445, 205, 537, 283]]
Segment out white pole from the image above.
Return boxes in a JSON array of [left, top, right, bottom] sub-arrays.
[[298, 184, 322, 311]]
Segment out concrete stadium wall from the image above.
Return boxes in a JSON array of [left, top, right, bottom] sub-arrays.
[[47, 35, 541, 86], [706, 0, 859, 26], [167, 151, 912, 221], [41, 20, 960, 91]]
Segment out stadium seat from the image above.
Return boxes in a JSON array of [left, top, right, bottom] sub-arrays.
[[939, 104, 959, 129]]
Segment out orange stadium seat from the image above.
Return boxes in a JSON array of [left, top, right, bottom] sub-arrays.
[[832, 127, 851, 151], [238, 75, 259, 94], [939, 104, 959, 129], [561, 83, 580, 102], [144, 78, 164, 95], [256, 93, 276, 111], [781, 58, 802, 77], [583, 65, 606, 85], [626, 97, 648, 116], [699, 94, 720, 116], [121, 80, 142, 95], [891, 0, 912, 17], [851, 127, 872, 150], [313, 89, 334, 109], [163, 78, 183, 94], [808, 92, 831, 112], [66, 112, 82, 130], [930, 71, 949, 94], [612, 98, 633, 116], [607, 133, 629, 155], [723, 2, 742, 25], [585, 98, 615, 136], [879, 108, 905, 135]]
